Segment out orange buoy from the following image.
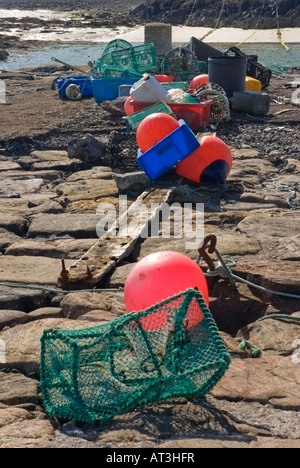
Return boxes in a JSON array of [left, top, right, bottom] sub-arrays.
[[189, 74, 209, 92], [124, 96, 135, 116], [176, 135, 232, 184], [136, 113, 179, 153]]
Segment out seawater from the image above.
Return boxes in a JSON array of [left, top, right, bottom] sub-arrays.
[[0, 8, 299, 71], [1, 42, 300, 72]]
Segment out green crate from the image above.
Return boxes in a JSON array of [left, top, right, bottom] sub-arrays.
[[102, 39, 132, 57], [161, 82, 188, 91], [101, 65, 142, 79], [111, 43, 158, 74], [124, 101, 176, 132]]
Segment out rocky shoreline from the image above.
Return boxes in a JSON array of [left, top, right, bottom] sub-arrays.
[[0, 60, 299, 447]]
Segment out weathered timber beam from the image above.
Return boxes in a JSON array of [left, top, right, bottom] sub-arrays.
[[58, 188, 173, 289]]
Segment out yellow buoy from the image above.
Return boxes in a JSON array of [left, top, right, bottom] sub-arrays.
[[245, 76, 262, 93]]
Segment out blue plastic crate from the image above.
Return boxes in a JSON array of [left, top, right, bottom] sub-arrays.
[[137, 121, 200, 181], [55, 76, 93, 100], [91, 76, 139, 103]]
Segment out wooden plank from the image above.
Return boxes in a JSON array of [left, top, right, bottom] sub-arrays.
[[58, 188, 173, 289]]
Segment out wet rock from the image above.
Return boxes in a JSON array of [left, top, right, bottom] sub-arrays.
[[67, 133, 105, 164], [0, 310, 31, 331]]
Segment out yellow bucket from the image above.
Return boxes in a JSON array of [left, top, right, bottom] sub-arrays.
[[246, 76, 262, 92]]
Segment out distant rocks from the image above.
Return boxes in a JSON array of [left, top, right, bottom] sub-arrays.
[[130, 0, 300, 28], [0, 50, 9, 61]]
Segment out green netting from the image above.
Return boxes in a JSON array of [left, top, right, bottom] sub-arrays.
[[161, 47, 208, 81], [40, 289, 230, 425], [124, 101, 176, 132], [93, 43, 158, 77]]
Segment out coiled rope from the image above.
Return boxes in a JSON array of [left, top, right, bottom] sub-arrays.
[[203, 248, 300, 300]]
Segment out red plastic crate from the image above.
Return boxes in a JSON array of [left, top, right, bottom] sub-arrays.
[[131, 99, 212, 131]]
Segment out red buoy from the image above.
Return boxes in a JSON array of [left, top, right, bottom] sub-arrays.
[[124, 96, 135, 116], [124, 251, 209, 330], [176, 135, 232, 185], [136, 113, 179, 153], [189, 74, 209, 92]]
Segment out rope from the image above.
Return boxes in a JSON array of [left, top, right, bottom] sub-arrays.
[[287, 191, 300, 210], [257, 314, 300, 323], [172, 183, 227, 202], [272, 0, 290, 50], [199, 0, 226, 41], [184, 0, 197, 27], [238, 339, 261, 358], [0, 281, 123, 295], [203, 249, 300, 300], [235, 0, 267, 47], [263, 182, 300, 210]]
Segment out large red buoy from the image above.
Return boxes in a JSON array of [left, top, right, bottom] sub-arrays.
[[136, 113, 179, 153], [176, 135, 232, 184], [124, 251, 209, 330], [189, 74, 209, 92]]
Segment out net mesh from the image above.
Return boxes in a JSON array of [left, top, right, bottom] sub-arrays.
[[40, 289, 230, 425]]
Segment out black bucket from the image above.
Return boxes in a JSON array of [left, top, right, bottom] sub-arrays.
[[208, 56, 247, 97]]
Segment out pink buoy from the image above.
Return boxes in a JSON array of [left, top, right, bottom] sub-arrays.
[[124, 251, 209, 330]]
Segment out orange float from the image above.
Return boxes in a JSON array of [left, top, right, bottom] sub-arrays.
[[189, 74, 209, 92], [176, 135, 232, 184], [136, 113, 179, 153]]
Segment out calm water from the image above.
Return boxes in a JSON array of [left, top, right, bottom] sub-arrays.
[[0, 42, 300, 70], [1, 41, 300, 72]]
